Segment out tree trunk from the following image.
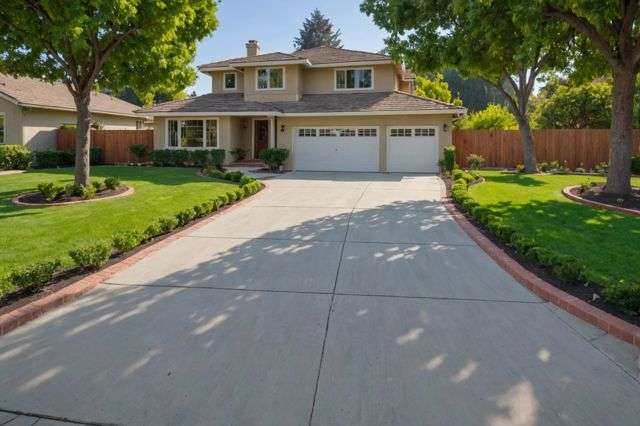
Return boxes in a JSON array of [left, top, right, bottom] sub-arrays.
[[514, 111, 537, 173], [73, 92, 91, 187], [605, 67, 635, 196]]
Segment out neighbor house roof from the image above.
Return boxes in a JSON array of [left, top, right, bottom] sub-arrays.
[[0, 74, 140, 117], [137, 91, 465, 116], [199, 46, 393, 70]]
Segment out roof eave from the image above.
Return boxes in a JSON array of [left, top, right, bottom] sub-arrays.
[[136, 108, 466, 117], [307, 60, 393, 68], [20, 102, 139, 118]]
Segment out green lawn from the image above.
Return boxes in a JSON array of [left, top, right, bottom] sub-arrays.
[[0, 166, 239, 295], [469, 171, 640, 287]]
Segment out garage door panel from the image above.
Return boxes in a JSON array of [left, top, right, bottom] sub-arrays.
[[387, 127, 439, 173], [294, 128, 379, 172]]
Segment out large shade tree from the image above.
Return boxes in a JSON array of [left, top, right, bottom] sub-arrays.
[[542, 0, 640, 194], [0, 0, 218, 186], [361, 0, 571, 172]]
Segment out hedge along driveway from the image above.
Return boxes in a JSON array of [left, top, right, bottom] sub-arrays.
[[469, 171, 640, 287], [0, 166, 239, 296]]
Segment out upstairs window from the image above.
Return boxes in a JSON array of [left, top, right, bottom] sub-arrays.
[[257, 67, 284, 90], [223, 72, 237, 90], [336, 69, 373, 90]]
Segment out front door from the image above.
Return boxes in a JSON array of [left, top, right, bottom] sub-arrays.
[[254, 120, 269, 159]]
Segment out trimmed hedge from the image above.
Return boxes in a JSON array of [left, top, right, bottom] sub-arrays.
[[450, 170, 588, 287], [33, 148, 102, 168], [259, 148, 289, 171], [0, 145, 31, 170], [150, 149, 226, 168]]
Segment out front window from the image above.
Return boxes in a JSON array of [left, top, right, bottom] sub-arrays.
[[223, 72, 236, 90], [167, 119, 218, 148], [0, 113, 4, 143], [257, 67, 284, 90], [336, 69, 373, 90]]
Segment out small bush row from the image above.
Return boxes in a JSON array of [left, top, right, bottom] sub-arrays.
[[32, 148, 103, 169], [150, 149, 225, 169], [6, 179, 262, 292], [36, 176, 121, 201], [0, 145, 32, 170]]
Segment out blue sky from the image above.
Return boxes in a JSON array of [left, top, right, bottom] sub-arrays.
[[187, 0, 389, 95]]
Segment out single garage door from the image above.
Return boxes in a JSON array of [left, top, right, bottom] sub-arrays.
[[293, 127, 379, 172], [387, 127, 439, 173]]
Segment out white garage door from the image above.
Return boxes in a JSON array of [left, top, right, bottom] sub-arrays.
[[293, 127, 379, 172], [387, 127, 439, 173]]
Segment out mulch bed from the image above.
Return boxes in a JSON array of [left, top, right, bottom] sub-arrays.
[[16, 186, 129, 205], [571, 185, 640, 212], [445, 179, 640, 327]]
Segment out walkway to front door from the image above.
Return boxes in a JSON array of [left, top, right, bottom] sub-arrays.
[[253, 119, 269, 159], [0, 172, 638, 425]]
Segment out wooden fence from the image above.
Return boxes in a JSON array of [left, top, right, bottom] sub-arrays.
[[57, 129, 154, 164], [452, 129, 640, 169]]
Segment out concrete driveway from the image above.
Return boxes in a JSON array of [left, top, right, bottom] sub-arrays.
[[0, 172, 639, 425]]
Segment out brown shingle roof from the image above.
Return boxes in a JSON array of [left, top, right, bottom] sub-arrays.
[[294, 46, 391, 64], [0, 74, 139, 117], [138, 91, 464, 115], [200, 52, 305, 69]]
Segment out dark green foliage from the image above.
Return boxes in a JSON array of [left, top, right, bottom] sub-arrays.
[[259, 148, 289, 171], [603, 282, 640, 313], [33, 151, 73, 168], [144, 222, 162, 240], [90, 148, 103, 165], [157, 217, 178, 233], [92, 180, 104, 191], [0, 145, 31, 170], [210, 149, 226, 170], [79, 184, 97, 199], [442, 146, 456, 173], [240, 175, 256, 185], [37, 182, 64, 202], [552, 255, 587, 285], [208, 169, 226, 180], [190, 150, 209, 168], [632, 155, 640, 174], [150, 149, 225, 168], [8, 259, 61, 289], [175, 209, 195, 227], [69, 242, 112, 269], [293, 8, 342, 50], [224, 171, 243, 182], [104, 177, 120, 190], [230, 148, 247, 161], [129, 144, 150, 161], [442, 69, 507, 112], [112, 231, 142, 252], [192, 204, 206, 218]]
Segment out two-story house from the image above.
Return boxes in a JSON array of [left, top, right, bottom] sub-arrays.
[[139, 41, 465, 173]]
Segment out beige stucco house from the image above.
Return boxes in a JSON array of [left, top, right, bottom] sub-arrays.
[[139, 42, 466, 172], [0, 74, 144, 151]]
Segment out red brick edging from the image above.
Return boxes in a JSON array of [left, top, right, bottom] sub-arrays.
[[0, 182, 270, 336], [441, 183, 640, 348], [562, 185, 640, 217]]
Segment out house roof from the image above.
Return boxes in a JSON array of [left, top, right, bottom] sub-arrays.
[[137, 91, 465, 115], [199, 46, 392, 70], [0, 74, 140, 117]]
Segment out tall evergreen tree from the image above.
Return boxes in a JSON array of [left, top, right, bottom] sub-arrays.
[[443, 69, 507, 113], [293, 9, 343, 50]]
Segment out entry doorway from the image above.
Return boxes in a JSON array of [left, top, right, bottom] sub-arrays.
[[253, 119, 269, 159]]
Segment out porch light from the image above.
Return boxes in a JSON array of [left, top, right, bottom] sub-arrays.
[[280, 124, 285, 132], [443, 123, 449, 132]]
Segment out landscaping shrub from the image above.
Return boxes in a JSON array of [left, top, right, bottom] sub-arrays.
[[259, 148, 289, 171], [129, 144, 149, 162], [158, 217, 178, 233], [441, 146, 456, 173], [69, 242, 112, 269], [112, 231, 142, 252], [208, 149, 225, 170], [240, 175, 256, 185], [33, 151, 71, 168], [0, 145, 31, 170], [224, 170, 243, 182], [603, 282, 640, 313], [226, 191, 237, 203], [79, 184, 97, 199], [144, 222, 162, 240], [8, 259, 61, 289], [217, 194, 229, 206], [632, 155, 640, 175], [92, 180, 104, 191], [551, 255, 587, 284], [193, 204, 206, 218], [37, 182, 64, 202], [104, 176, 120, 190], [208, 169, 226, 180], [150, 149, 189, 167], [90, 148, 103, 165], [234, 188, 245, 200], [466, 154, 485, 170], [242, 184, 253, 197], [175, 209, 195, 227], [190, 150, 209, 168], [230, 148, 247, 161]]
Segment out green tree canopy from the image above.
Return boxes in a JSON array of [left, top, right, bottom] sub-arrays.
[[458, 104, 518, 130], [442, 69, 507, 112], [0, 0, 218, 185], [533, 81, 612, 128], [293, 9, 342, 50], [415, 73, 461, 104]]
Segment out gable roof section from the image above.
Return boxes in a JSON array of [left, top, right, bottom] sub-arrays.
[[137, 91, 465, 116], [294, 46, 391, 65], [0, 74, 139, 117]]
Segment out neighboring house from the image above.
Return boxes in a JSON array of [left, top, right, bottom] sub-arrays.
[[138, 41, 466, 172], [0, 74, 146, 151]]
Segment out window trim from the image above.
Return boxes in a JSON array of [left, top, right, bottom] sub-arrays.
[[334, 68, 374, 91], [223, 72, 237, 91], [0, 112, 5, 144], [165, 117, 219, 149], [255, 67, 286, 91]]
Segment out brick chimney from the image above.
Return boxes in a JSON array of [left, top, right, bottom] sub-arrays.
[[246, 40, 259, 57]]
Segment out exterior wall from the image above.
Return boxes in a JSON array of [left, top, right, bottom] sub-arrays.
[[208, 70, 244, 94], [0, 97, 24, 145], [20, 108, 137, 151], [302, 64, 398, 94], [277, 114, 456, 171], [243, 65, 302, 102]]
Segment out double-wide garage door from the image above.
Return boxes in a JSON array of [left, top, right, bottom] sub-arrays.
[[293, 126, 439, 173]]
